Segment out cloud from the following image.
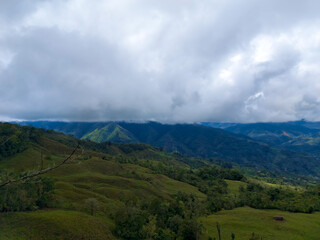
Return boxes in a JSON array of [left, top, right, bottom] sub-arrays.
[[1, 0, 320, 122]]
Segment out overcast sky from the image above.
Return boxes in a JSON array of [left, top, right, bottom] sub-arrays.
[[1, 0, 320, 123]]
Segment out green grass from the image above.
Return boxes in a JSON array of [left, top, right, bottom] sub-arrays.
[[81, 123, 135, 143], [201, 207, 320, 240], [0, 144, 205, 212], [0, 210, 115, 240], [47, 157, 206, 212], [248, 178, 303, 191], [0, 140, 207, 239], [225, 180, 247, 195]]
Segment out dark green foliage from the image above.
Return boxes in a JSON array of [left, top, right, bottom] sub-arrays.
[[240, 183, 320, 213], [114, 192, 204, 240], [180, 218, 202, 240], [197, 166, 245, 181], [0, 123, 40, 158], [114, 206, 148, 240], [148, 164, 245, 214], [0, 177, 54, 212], [154, 228, 174, 240]]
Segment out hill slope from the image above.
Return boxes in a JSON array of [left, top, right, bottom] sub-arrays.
[[201, 207, 320, 240], [204, 121, 320, 156], [0, 123, 208, 239], [118, 122, 320, 175]]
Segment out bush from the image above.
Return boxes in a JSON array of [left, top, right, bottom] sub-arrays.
[[0, 177, 54, 212]]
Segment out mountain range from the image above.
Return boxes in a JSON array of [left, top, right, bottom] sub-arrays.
[[204, 120, 320, 156], [17, 121, 320, 176]]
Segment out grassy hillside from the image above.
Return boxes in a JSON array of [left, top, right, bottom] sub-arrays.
[[0, 124, 209, 239], [0, 210, 116, 240], [0, 131, 206, 208], [201, 207, 320, 240]]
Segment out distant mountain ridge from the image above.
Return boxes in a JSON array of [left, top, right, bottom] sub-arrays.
[[203, 121, 320, 156], [15, 120, 320, 176]]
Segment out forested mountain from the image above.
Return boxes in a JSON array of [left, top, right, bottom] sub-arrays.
[[17, 121, 320, 176], [203, 121, 320, 156], [82, 122, 137, 143], [224, 121, 319, 145], [17, 121, 108, 138]]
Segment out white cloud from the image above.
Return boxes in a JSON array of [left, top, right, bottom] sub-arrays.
[[1, 0, 320, 122]]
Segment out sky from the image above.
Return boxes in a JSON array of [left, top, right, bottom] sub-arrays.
[[1, 0, 320, 123]]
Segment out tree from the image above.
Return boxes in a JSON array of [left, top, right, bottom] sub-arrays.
[[180, 218, 203, 240], [84, 198, 99, 216], [113, 206, 147, 240]]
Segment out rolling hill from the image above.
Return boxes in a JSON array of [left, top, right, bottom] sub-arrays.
[[1, 122, 320, 240]]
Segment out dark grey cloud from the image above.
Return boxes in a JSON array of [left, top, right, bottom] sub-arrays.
[[1, 0, 320, 122]]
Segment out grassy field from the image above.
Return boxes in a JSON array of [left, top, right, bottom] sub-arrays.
[[0, 210, 115, 240], [201, 207, 320, 240], [225, 179, 247, 195]]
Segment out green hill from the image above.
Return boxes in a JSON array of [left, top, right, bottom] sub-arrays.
[[0, 123, 209, 239], [81, 122, 136, 143], [201, 207, 320, 240]]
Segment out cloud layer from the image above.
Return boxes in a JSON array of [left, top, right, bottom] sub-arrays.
[[1, 0, 320, 123]]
